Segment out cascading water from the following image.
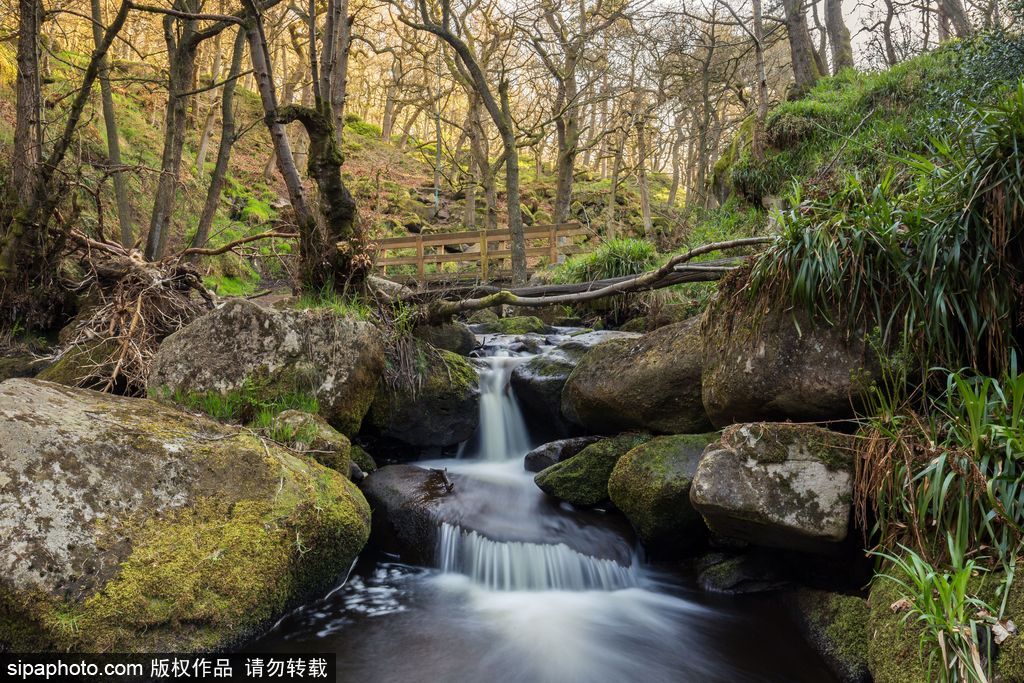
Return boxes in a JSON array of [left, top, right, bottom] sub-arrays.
[[437, 522, 637, 591], [458, 349, 532, 462], [252, 331, 840, 683]]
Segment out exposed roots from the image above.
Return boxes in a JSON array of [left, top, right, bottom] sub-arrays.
[[54, 246, 214, 396]]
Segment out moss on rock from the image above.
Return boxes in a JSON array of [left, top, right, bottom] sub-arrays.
[[0, 379, 371, 653], [794, 589, 871, 683], [534, 432, 651, 506], [268, 410, 352, 475], [36, 339, 120, 389], [474, 315, 550, 335], [607, 433, 717, 553], [350, 444, 377, 474]]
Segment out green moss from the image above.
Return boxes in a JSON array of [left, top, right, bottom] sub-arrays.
[[152, 374, 320, 425], [795, 590, 870, 681], [535, 432, 652, 506], [264, 410, 352, 475], [607, 433, 717, 548], [474, 315, 550, 335], [36, 339, 119, 388], [350, 444, 377, 473], [867, 576, 930, 683]]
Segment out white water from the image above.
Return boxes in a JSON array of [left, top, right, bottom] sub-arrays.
[[460, 350, 533, 462], [437, 522, 637, 591]]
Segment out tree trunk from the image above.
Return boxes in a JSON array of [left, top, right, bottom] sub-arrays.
[[500, 86, 526, 284], [635, 115, 653, 241], [194, 31, 224, 178], [824, 0, 855, 72], [91, 0, 133, 246], [552, 58, 579, 224], [939, 0, 973, 36], [145, 5, 201, 261], [782, 0, 822, 97], [188, 28, 245, 263], [752, 0, 769, 158], [605, 129, 625, 235]]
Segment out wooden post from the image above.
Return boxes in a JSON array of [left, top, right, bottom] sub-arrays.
[[548, 224, 558, 265], [479, 229, 489, 281], [417, 235, 425, 280]]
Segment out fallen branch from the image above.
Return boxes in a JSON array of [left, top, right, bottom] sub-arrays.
[[178, 230, 298, 257], [425, 237, 771, 321]]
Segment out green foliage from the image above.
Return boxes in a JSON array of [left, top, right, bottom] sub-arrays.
[[343, 113, 383, 138], [294, 287, 374, 320], [749, 80, 1024, 376], [874, 543, 994, 683], [203, 275, 257, 297], [551, 238, 658, 284], [158, 378, 320, 424]]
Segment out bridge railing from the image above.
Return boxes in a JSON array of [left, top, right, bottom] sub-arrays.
[[373, 222, 590, 283]]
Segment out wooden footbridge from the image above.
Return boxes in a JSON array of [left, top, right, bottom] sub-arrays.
[[373, 222, 591, 284]]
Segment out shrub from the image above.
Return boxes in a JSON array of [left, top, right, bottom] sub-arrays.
[[550, 238, 658, 284]]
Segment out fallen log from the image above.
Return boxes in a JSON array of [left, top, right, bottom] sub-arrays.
[[424, 237, 770, 321]]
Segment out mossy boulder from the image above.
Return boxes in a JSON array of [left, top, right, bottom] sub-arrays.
[[269, 410, 351, 475], [689, 423, 856, 554], [351, 444, 378, 475], [413, 321, 477, 356], [368, 343, 479, 448], [696, 552, 792, 594], [561, 318, 713, 434], [701, 292, 879, 428], [472, 315, 551, 335], [150, 299, 385, 435], [511, 330, 640, 422], [534, 433, 651, 507], [791, 589, 871, 683], [0, 379, 371, 652], [0, 348, 45, 381], [36, 339, 120, 390], [607, 433, 717, 553], [523, 436, 602, 472]]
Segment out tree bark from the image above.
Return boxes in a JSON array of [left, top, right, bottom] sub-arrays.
[[824, 0, 855, 72], [91, 0, 134, 246], [188, 28, 245, 262], [635, 114, 654, 240], [782, 0, 822, 97], [194, 31, 224, 178]]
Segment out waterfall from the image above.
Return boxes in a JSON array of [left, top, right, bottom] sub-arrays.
[[437, 523, 637, 591], [463, 351, 532, 462]]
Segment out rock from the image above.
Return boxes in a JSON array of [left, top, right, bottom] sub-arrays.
[[351, 444, 378, 474], [367, 275, 414, 299], [696, 553, 792, 594], [36, 339, 119, 390], [466, 308, 500, 325], [511, 330, 640, 422], [472, 315, 551, 335], [689, 423, 855, 554], [0, 346, 46, 381], [367, 343, 479, 448], [149, 299, 385, 435], [523, 436, 602, 473], [701, 296, 878, 427], [0, 379, 370, 652], [361, 464, 634, 565], [269, 410, 351, 475], [790, 589, 871, 683], [414, 321, 477, 356], [534, 433, 651, 507], [607, 433, 717, 553], [561, 319, 713, 434]]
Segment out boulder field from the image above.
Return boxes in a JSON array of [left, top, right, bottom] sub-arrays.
[[0, 379, 370, 652]]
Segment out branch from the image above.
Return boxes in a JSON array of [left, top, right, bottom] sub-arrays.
[[424, 237, 771, 320], [177, 231, 298, 257]]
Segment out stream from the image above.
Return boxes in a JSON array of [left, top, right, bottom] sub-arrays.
[[253, 332, 840, 682]]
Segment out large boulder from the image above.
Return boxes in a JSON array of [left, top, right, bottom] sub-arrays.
[[689, 423, 855, 554], [523, 436, 602, 473], [534, 433, 651, 507], [701, 295, 878, 428], [150, 299, 385, 435], [561, 319, 713, 434], [367, 343, 479, 448], [511, 331, 639, 421], [414, 321, 476, 356], [0, 379, 370, 652], [361, 464, 634, 565], [607, 433, 717, 553]]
